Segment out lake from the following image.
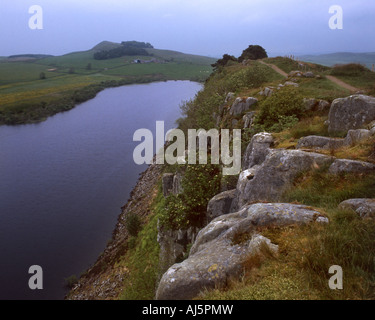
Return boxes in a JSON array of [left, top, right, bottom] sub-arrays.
[[0, 80, 202, 300]]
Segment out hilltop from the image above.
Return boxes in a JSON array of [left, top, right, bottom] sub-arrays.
[[67, 52, 375, 300], [0, 41, 216, 125]]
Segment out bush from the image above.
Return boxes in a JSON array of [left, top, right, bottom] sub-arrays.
[[124, 212, 142, 237], [160, 163, 221, 230], [255, 87, 304, 131], [331, 63, 369, 76], [238, 45, 268, 62]]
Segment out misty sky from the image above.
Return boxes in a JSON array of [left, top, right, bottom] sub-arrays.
[[0, 0, 374, 58]]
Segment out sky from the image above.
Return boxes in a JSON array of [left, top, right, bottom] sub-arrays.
[[0, 0, 374, 58]]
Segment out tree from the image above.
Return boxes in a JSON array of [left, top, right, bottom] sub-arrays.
[[238, 45, 268, 62], [39, 72, 46, 80], [86, 63, 92, 70], [211, 54, 238, 71]]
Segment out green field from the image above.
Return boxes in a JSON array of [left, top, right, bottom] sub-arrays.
[[0, 42, 216, 125]]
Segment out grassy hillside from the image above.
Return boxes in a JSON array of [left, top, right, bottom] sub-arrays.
[[0, 42, 216, 125], [300, 52, 375, 70], [97, 57, 375, 301]]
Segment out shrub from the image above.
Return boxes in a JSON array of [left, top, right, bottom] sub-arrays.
[[124, 212, 142, 237], [331, 63, 369, 76], [255, 87, 304, 130], [160, 163, 221, 230]]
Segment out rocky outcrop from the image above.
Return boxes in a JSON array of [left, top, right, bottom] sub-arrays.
[[242, 132, 274, 169], [162, 172, 184, 197], [259, 87, 274, 97], [284, 81, 299, 87], [236, 149, 334, 210], [206, 189, 237, 223], [302, 98, 330, 112], [296, 129, 372, 150], [157, 224, 200, 278], [297, 135, 345, 150], [156, 203, 327, 300], [327, 95, 375, 134], [243, 111, 256, 129], [229, 97, 258, 116], [328, 159, 375, 174], [338, 199, 375, 219]]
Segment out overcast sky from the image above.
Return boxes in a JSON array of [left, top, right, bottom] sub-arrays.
[[0, 0, 374, 57]]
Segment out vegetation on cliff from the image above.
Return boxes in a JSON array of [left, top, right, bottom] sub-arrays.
[[68, 46, 375, 300]]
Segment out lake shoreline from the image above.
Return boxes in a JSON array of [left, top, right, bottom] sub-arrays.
[[0, 75, 204, 126]]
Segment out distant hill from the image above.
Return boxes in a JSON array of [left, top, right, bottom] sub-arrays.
[[300, 52, 375, 70]]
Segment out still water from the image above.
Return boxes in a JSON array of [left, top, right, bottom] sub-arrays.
[[0, 80, 202, 299]]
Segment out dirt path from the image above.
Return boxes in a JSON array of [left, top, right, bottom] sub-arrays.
[[259, 60, 361, 93], [259, 60, 288, 78], [325, 75, 361, 93]]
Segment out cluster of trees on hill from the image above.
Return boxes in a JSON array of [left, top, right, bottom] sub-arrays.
[[93, 41, 154, 60], [212, 45, 268, 70]]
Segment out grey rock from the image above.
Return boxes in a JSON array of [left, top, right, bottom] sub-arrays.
[[229, 97, 258, 116], [303, 71, 315, 78], [289, 70, 303, 77], [297, 135, 345, 150], [236, 149, 334, 209], [318, 100, 330, 112], [297, 129, 371, 151], [368, 120, 375, 135], [328, 94, 375, 134], [329, 159, 375, 174], [259, 87, 274, 97], [206, 189, 237, 223], [344, 129, 371, 146], [284, 81, 299, 87], [338, 199, 375, 219], [162, 173, 174, 197], [242, 132, 274, 170], [156, 203, 326, 300], [225, 92, 235, 103], [303, 98, 317, 111], [243, 112, 256, 129], [157, 224, 200, 279], [172, 173, 183, 195]]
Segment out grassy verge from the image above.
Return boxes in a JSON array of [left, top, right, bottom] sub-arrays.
[[118, 185, 164, 300]]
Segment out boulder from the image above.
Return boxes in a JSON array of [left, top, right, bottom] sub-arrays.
[[236, 149, 334, 209], [303, 98, 317, 111], [206, 189, 237, 223], [243, 112, 256, 129], [284, 81, 299, 87], [259, 87, 274, 97], [172, 173, 183, 195], [229, 97, 258, 116], [318, 100, 330, 112], [297, 129, 372, 151], [338, 199, 375, 219], [242, 132, 274, 170], [344, 129, 372, 146], [288, 70, 303, 77], [328, 159, 375, 175], [303, 71, 315, 78], [225, 92, 235, 103], [157, 224, 200, 278], [328, 95, 375, 134], [297, 135, 345, 150], [156, 203, 327, 300]]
